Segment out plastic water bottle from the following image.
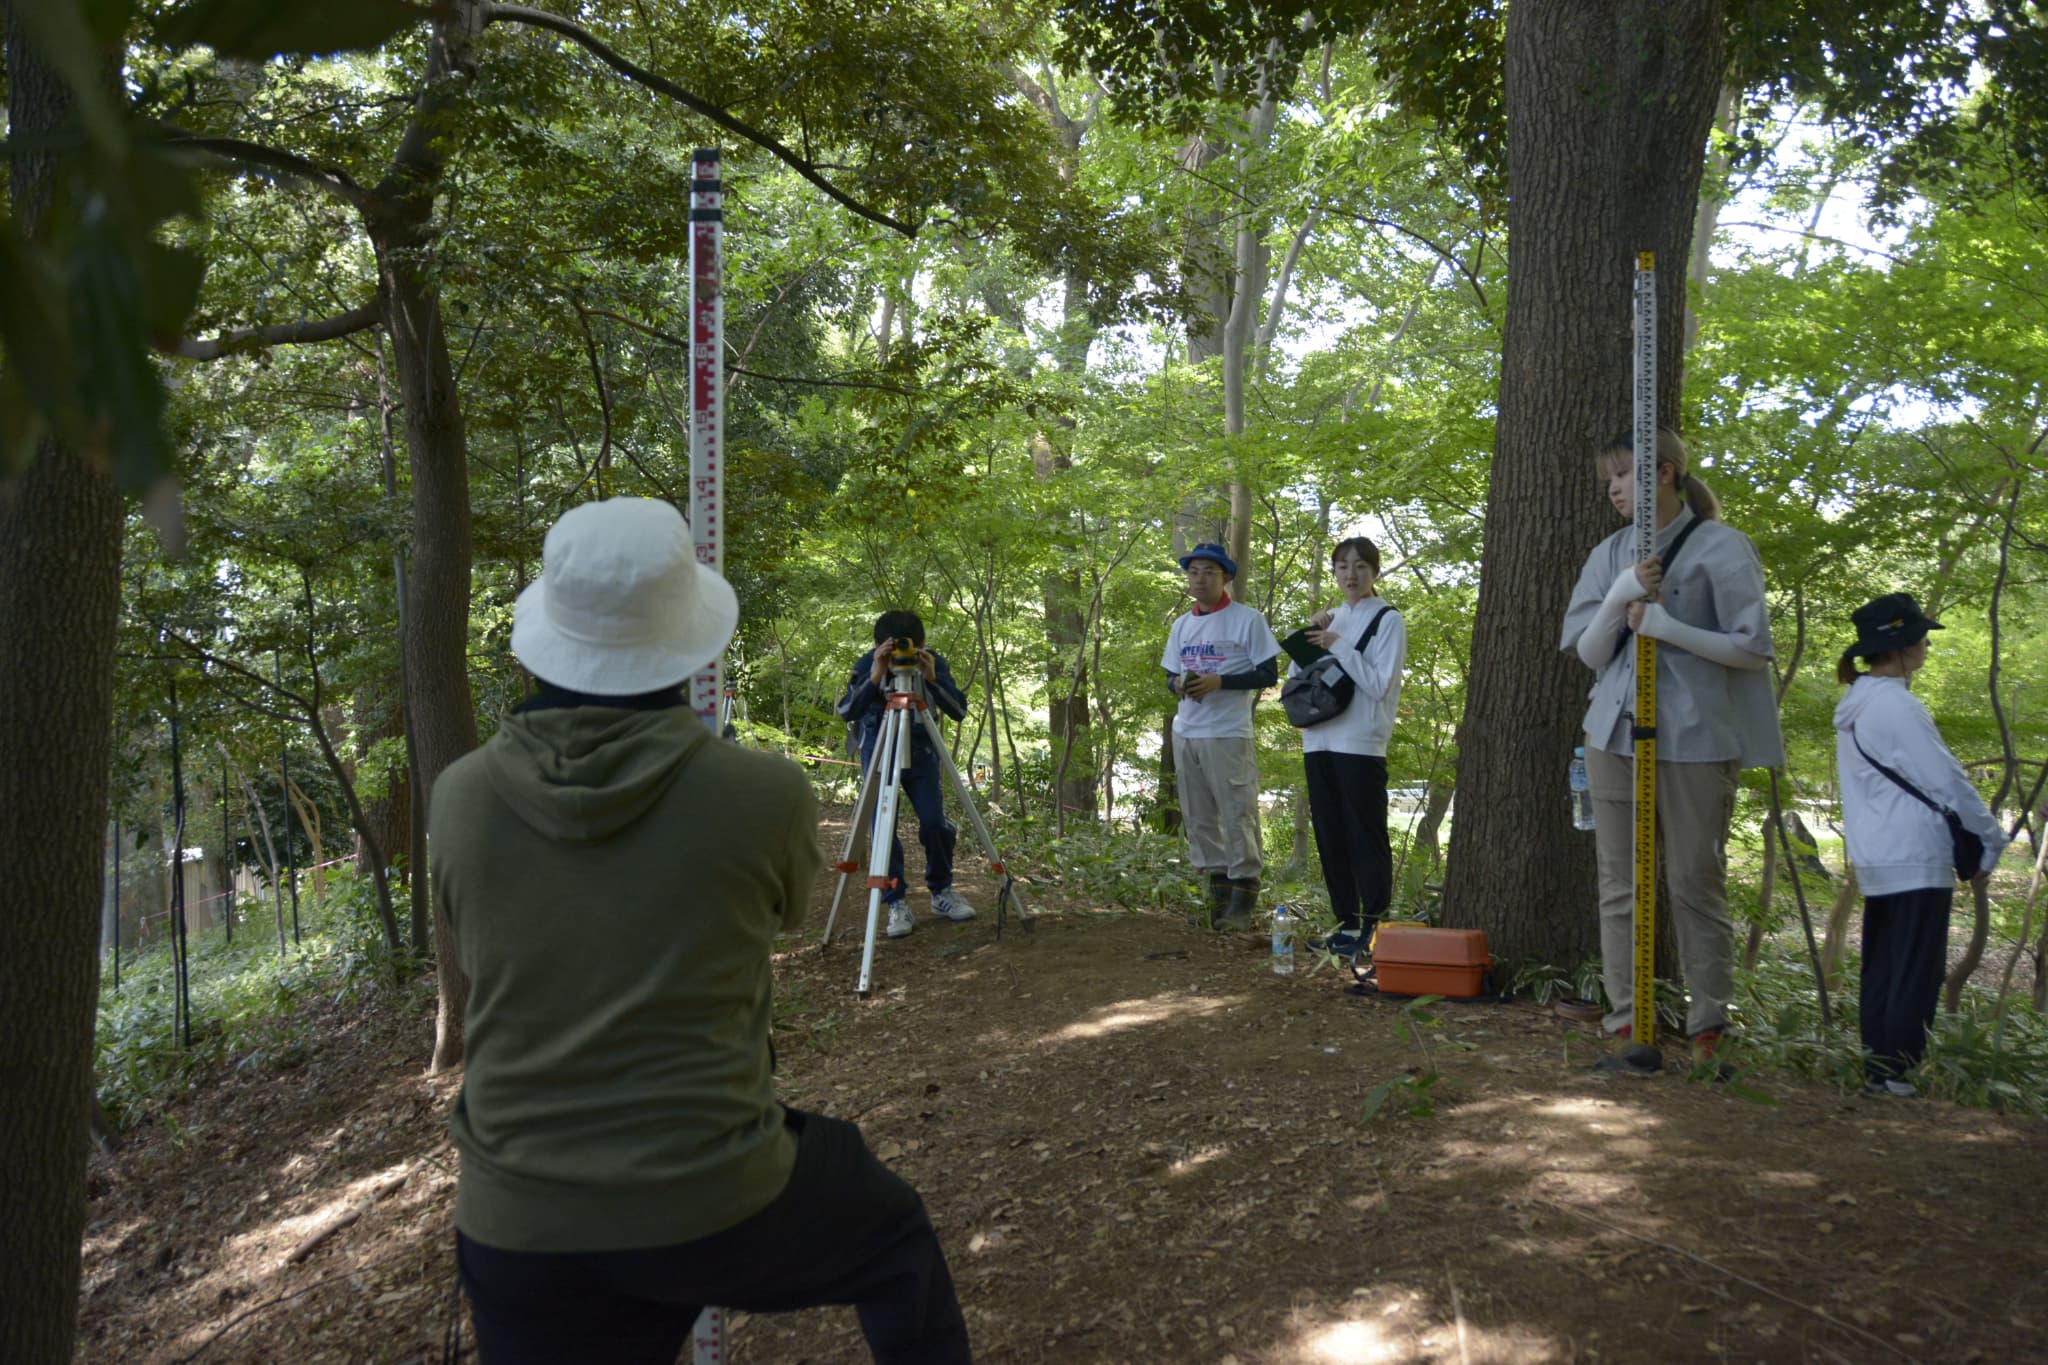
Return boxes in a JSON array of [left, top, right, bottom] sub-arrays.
[[1569, 746, 1596, 831], [1271, 904, 1295, 976]]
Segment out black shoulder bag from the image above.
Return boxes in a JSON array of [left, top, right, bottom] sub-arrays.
[[1850, 728, 1985, 882], [1610, 514, 1708, 664], [1282, 604, 1394, 729]]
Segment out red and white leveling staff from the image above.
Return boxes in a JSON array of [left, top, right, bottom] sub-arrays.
[[688, 147, 726, 733], [688, 147, 729, 1365]]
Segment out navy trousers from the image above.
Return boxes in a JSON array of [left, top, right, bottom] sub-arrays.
[[1859, 885, 1953, 1083], [458, 1110, 971, 1364], [1304, 751, 1392, 933], [875, 752, 955, 903]]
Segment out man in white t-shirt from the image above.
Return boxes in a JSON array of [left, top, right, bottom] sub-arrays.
[[1159, 543, 1281, 929]]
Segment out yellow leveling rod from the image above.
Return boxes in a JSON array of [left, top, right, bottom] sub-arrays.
[[1629, 252, 1661, 1057]]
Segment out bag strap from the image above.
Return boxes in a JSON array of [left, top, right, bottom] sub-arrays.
[[1849, 725, 1948, 816], [1351, 602, 1396, 653], [1610, 513, 1708, 664]]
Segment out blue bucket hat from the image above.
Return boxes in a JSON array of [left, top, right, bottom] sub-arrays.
[[1177, 542, 1238, 579]]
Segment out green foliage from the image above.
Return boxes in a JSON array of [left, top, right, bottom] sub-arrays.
[[1012, 822, 1203, 912], [1361, 994, 1448, 1121], [1733, 953, 2048, 1114], [157, 0, 431, 61], [94, 866, 413, 1128]]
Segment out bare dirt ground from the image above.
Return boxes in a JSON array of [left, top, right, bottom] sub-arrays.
[[78, 828, 2048, 1364]]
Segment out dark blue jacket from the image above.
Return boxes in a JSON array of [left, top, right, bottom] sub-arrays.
[[837, 648, 969, 769]]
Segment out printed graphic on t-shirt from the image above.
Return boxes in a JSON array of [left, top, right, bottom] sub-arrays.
[[1178, 642, 1229, 673]]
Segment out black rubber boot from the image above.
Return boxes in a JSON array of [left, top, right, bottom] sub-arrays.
[[1216, 877, 1258, 931], [1198, 873, 1231, 927]]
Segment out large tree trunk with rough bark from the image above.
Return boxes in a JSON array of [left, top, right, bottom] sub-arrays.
[[0, 16, 127, 1358], [1441, 0, 1726, 966]]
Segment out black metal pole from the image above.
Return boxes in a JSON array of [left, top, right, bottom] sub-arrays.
[[277, 651, 302, 944], [167, 684, 193, 1049], [221, 757, 234, 946], [1767, 768, 1833, 1030], [112, 819, 121, 993]]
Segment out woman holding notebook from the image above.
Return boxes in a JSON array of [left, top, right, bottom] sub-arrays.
[[1298, 536, 1407, 960]]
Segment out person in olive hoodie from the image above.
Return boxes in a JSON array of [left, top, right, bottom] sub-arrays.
[[436, 498, 971, 1365]]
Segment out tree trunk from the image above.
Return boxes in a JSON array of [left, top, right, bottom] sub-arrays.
[[0, 17, 126, 1359], [364, 8, 488, 1071], [1441, 0, 1727, 966], [1820, 863, 1861, 988], [351, 668, 413, 883]]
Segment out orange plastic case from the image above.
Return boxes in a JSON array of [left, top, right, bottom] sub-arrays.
[[1371, 925, 1491, 998]]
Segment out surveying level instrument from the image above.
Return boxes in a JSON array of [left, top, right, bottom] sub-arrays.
[[1600, 252, 1667, 1077], [820, 658, 1029, 996]]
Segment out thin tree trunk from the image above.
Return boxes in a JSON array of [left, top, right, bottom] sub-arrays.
[[1442, 0, 1727, 966], [220, 746, 289, 949], [286, 778, 325, 900], [1944, 879, 1992, 1014], [0, 14, 126, 1356], [363, 8, 488, 1069], [1820, 863, 1861, 988]]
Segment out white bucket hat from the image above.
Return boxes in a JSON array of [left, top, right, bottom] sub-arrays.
[[511, 498, 738, 695]]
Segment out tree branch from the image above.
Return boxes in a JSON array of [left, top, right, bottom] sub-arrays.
[[171, 302, 384, 361], [1321, 205, 1490, 310], [484, 4, 918, 237], [158, 128, 371, 210]]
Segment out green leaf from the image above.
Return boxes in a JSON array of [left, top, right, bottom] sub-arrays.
[[159, 0, 437, 60], [69, 211, 171, 491], [142, 243, 208, 348], [1361, 1078, 1398, 1123], [0, 372, 51, 478], [0, 229, 82, 433], [81, 0, 135, 45]]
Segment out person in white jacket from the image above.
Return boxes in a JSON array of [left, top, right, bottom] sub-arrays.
[[1833, 593, 2006, 1097], [1298, 537, 1407, 960]]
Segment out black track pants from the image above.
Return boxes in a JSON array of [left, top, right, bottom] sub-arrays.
[[458, 1109, 972, 1364]]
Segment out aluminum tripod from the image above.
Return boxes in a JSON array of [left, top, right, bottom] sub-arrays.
[[820, 664, 1029, 995]]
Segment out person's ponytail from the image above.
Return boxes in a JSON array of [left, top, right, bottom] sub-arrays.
[[1676, 469, 1722, 521], [1658, 429, 1720, 521]]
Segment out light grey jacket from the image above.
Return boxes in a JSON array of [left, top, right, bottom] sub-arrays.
[[1560, 508, 1784, 767]]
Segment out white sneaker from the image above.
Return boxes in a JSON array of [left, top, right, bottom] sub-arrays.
[[886, 903, 915, 939], [930, 888, 977, 922]]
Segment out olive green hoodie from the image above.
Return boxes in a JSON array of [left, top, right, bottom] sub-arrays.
[[432, 704, 821, 1252]]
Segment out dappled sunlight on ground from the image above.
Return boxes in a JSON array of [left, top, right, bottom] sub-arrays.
[[1297, 1313, 1409, 1363], [221, 1159, 415, 1267], [1288, 1290, 1564, 1364], [1036, 989, 1247, 1044], [1166, 1143, 1231, 1177]]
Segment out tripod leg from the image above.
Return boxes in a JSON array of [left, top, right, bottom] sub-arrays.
[[821, 733, 887, 947], [857, 705, 911, 996], [916, 708, 1030, 921]]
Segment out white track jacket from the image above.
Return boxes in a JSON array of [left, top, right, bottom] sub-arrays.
[[1833, 674, 2005, 897]]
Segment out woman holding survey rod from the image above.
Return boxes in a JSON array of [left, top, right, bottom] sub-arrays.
[[1290, 536, 1407, 961]]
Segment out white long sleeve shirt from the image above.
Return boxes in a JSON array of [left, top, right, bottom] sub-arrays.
[[1297, 598, 1406, 757], [1833, 674, 2006, 896]]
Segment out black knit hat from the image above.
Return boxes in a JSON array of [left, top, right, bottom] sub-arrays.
[[1845, 592, 1943, 659]]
